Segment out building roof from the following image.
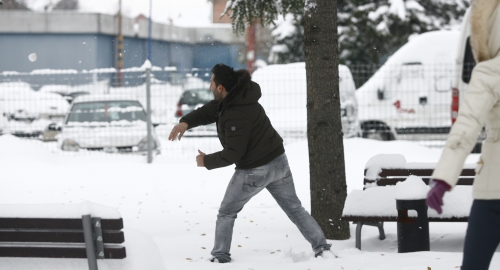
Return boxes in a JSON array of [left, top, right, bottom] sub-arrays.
[[0, 11, 244, 44]]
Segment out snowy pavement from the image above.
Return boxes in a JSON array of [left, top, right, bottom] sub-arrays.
[[0, 135, 498, 270]]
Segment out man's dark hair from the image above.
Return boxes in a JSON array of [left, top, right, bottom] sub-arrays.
[[211, 64, 238, 92]]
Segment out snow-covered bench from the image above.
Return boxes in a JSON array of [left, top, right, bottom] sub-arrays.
[[342, 154, 475, 250], [0, 202, 126, 270]]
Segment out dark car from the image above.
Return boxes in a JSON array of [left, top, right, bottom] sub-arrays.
[[175, 88, 213, 118], [174, 88, 216, 136]]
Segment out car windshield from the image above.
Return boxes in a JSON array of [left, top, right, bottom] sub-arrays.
[[67, 100, 147, 123], [181, 89, 213, 105]]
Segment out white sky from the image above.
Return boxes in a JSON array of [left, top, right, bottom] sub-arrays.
[[24, 0, 218, 27]]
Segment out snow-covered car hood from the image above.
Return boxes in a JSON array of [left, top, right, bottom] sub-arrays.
[[58, 120, 154, 148]]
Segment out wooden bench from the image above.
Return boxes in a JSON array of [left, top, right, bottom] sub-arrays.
[[341, 154, 476, 250], [0, 203, 126, 270]]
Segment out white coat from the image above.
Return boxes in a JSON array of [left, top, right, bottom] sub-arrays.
[[432, 0, 500, 199]]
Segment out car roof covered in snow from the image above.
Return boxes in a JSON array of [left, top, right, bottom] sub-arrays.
[[72, 94, 142, 104]]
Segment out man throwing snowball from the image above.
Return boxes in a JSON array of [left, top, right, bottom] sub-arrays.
[[169, 64, 332, 263]]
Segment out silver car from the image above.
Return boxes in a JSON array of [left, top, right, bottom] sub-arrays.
[[58, 95, 160, 154]]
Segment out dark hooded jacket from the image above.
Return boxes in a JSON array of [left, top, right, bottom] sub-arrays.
[[179, 69, 284, 170]]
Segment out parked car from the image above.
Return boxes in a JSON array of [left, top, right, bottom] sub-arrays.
[[58, 95, 160, 154], [0, 82, 70, 138], [174, 88, 216, 136], [39, 122, 63, 142], [9, 109, 37, 122], [356, 30, 463, 142], [0, 100, 8, 135], [175, 88, 213, 118], [53, 91, 90, 104], [252, 62, 361, 138]]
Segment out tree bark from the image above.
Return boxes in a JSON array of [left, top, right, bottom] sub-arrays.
[[304, 0, 350, 240]]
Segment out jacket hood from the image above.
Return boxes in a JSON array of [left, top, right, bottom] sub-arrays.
[[470, 0, 500, 62], [221, 69, 261, 108]]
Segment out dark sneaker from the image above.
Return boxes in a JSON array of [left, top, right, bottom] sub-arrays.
[[314, 250, 325, 258], [209, 257, 230, 263], [315, 244, 335, 258]]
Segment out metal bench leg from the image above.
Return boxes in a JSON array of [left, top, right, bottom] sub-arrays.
[[375, 221, 386, 240], [355, 222, 363, 250], [82, 215, 98, 270], [354, 221, 386, 250]]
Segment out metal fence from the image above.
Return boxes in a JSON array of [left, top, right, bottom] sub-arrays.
[[0, 63, 477, 161]]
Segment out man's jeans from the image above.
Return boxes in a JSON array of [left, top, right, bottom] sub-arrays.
[[211, 153, 331, 262]]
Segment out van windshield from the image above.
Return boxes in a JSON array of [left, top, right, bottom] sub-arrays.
[[67, 101, 147, 123]]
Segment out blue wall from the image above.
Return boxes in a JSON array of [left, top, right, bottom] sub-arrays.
[[193, 42, 245, 70], [0, 33, 243, 74], [0, 34, 105, 72]]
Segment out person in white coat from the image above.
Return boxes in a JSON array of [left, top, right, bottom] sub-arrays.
[[426, 0, 500, 269]]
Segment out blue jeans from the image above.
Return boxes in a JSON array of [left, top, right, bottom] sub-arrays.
[[211, 153, 331, 262], [461, 200, 500, 270]]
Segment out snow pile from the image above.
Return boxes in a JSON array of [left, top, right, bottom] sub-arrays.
[[343, 185, 472, 218], [365, 154, 407, 180], [395, 175, 429, 200], [0, 201, 120, 219], [30, 69, 78, 75]]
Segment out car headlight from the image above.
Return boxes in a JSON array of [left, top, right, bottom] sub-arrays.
[[61, 139, 80, 152], [137, 136, 157, 151]]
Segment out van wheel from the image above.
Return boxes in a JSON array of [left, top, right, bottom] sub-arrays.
[[364, 131, 393, 141], [361, 121, 394, 141]]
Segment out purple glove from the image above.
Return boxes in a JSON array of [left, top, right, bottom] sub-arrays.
[[426, 179, 451, 214]]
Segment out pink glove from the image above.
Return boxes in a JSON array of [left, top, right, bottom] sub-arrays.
[[426, 179, 451, 214]]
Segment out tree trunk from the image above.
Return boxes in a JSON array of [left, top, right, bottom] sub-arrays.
[[304, 0, 350, 240]]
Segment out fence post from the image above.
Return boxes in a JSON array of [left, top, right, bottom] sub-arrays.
[[146, 68, 153, 163], [82, 214, 98, 270]]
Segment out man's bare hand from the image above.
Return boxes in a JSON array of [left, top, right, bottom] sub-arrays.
[[196, 149, 206, 167], [168, 122, 188, 141]]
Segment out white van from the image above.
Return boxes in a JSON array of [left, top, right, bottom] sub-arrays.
[[252, 62, 360, 138], [356, 30, 460, 142]]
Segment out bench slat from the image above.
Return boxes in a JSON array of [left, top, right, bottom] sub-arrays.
[[364, 168, 476, 177], [364, 178, 474, 186], [0, 218, 123, 230], [0, 246, 126, 259], [0, 230, 124, 244]]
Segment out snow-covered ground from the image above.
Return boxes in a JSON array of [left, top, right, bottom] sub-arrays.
[[0, 134, 498, 270]]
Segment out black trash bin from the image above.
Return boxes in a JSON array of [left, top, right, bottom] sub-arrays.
[[396, 199, 430, 253]]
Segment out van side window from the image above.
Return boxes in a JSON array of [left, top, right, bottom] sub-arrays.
[[462, 36, 476, 84]]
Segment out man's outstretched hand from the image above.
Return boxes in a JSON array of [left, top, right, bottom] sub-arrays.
[[168, 122, 188, 141], [426, 179, 451, 214]]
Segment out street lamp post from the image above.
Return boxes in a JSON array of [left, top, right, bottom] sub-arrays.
[[147, 0, 152, 61], [117, 0, 123, 86]]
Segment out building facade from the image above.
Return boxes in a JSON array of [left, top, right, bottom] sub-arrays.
[[0, 12, 245, 74]]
